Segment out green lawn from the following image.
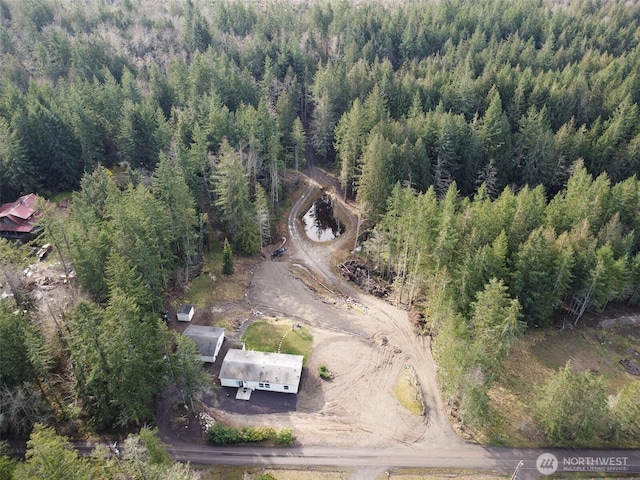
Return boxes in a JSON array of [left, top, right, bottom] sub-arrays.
[[49, 191, 73, 203], [242, 321, 313, 364]]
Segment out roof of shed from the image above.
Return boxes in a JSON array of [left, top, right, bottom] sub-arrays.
[[177, 304, 194, 314], [0, 194, 41, 232], [183, 325, 225, 357], [219, 349, 303, 386]]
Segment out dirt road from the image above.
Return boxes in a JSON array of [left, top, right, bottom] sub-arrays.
[[222, 166, 464, 450]]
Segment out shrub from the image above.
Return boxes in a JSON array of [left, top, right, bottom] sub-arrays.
[[319, 365, 331, 380], [222, 238, 234, 275], [207, 423, 241, 444], [275, 428, 293, 445], [207, 423, 292, 445]]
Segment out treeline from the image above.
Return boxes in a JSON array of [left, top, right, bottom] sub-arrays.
[[365, 164, 640, 432], [0, 0, 640, 213], [0, 161, 210, 435]]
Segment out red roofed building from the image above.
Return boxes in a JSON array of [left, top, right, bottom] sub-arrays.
[[0, 193, 43, 240]]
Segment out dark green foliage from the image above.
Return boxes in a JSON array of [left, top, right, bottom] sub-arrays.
[[0, 303, 35, 388], [372, 164, 640, 434], [207, 423, 241, 444], [536, 362, 608, 446], [0, 0, 639, 203], [66, 298, 169, 430], [169, 333, 208, 405]]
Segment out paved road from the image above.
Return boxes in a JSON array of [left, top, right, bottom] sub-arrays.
[[167, 444, 640, 478]]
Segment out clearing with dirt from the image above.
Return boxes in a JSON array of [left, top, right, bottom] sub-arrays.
[[194, 167, 464, 451]]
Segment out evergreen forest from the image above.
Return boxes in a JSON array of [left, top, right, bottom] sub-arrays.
[[1, 0, 640, 470]]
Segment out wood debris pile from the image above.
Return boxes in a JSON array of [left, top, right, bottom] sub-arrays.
[[340, 261, 389, 298]]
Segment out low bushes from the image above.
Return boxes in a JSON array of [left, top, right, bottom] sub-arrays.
[[207, 423, 293, 446], [318, 365, 332, 380]]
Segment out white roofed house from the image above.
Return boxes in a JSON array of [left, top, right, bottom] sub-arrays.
[[183, 325, 225, 363], [219, 349, 303, 394]]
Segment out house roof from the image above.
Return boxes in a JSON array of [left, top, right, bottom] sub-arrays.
[[219, 349, 303, 386], [183, 325, 224, 358], [0, 194, 41, 233]]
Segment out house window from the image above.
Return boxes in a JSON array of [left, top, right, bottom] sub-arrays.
[[284, 385, 289, 390], [265, 383, 270, 388], [259, 383, 264, 388]]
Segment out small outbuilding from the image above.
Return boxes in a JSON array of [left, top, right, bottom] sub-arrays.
[[219, 349, 303, 394], [177, 304, 194, 322], [183, 325, 225, 363]]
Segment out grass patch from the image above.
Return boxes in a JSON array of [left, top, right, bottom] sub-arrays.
[[530, 328, 632, 394], [195, 465, 261, 480], [242, 320, 313, 364], [388, 470, 508, 479], [394, 368, 425, 416], [177, 235, 256, 328], [196, 466, 350, 480], [49, 191, 73, 203], [184, 273, 216, 310], [259, 470, 347, 480]]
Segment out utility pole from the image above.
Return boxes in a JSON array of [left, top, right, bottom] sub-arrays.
[[511, 460, 524, 480]]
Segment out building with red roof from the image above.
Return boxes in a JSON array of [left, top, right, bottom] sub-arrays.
[[0, 193, 43, 241]]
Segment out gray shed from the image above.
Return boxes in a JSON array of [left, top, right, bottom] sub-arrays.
[[183, 325, 225, 363], [177, 304, 194, 322]]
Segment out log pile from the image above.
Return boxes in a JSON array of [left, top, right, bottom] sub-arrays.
[[340, 260, 389, 297]]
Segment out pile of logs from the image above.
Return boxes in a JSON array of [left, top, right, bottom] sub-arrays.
[[340, 260, 389, 298]]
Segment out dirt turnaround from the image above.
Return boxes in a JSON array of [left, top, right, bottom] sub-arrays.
[[202, 166, 464, 451]]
